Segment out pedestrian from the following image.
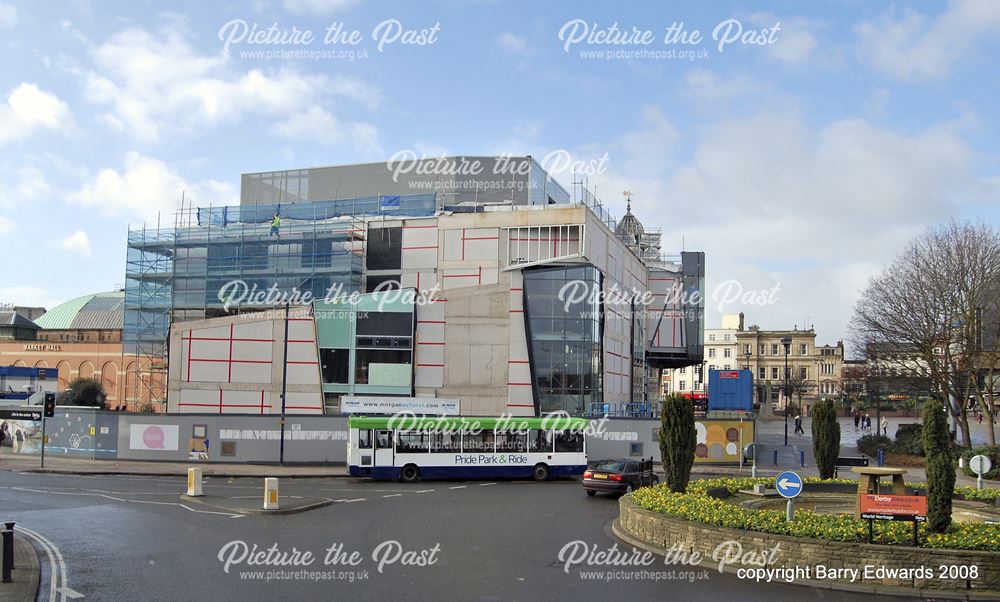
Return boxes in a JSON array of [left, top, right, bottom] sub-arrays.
[[977, 413, 983, 425], [269, 212, 281, 237], [0, 422, 7, 451], [864, 412, 871, 432], [853, 411, 861, 431], [880, 416, 889, 437], [794, 414, 804, 435]]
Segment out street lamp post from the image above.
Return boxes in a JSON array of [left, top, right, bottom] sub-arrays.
[[782, 336, 792, 446]]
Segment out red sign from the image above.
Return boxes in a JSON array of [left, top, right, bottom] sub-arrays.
[[719, 371, 740, 379], [859, 494, 927, 521]]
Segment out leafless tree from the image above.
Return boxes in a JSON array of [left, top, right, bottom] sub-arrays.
[[851, 221, 1000, 448]]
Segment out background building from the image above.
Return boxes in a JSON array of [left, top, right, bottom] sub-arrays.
[[0, 291, 161, 408], [663, 313, 743, 401], [737, 324, 844, 414], [141, 157, 706, 416]]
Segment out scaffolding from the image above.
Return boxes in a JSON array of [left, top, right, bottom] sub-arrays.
[[123, 193, 436, 408]]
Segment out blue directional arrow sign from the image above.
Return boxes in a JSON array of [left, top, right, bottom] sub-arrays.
[[775, 471, 803, 499]]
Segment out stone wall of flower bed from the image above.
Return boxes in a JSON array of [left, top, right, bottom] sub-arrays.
[[617, 495, 1000, 592]]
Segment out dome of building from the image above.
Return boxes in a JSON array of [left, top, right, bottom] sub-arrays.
[[34, 291, 125, 330], [615, 198, 645, 242]]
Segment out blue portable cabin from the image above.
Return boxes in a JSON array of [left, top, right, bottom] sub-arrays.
[[707, 369, 754, 411]]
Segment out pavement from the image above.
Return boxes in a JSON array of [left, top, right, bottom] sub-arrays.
[[0, 418, 995, 488], [0, 534, 39, 602]]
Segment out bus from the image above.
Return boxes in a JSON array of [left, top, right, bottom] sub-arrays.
[[347, 415, 588, 482]]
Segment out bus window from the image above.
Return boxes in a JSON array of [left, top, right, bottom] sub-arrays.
[[462, 430, 494, 453], [528, 429, 552, 453], [496, 430, 527, 453], [375, 429, 392, 449], [431, 432, 460, 453], [358, 429, 373, 449], [554, 431, 584, 453], [397, 430, 430, 453]]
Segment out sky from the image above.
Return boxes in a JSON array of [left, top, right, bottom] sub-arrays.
[[0, 0, 998, 353]]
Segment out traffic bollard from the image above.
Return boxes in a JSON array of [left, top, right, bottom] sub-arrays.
[[3, 521, 13, 571], [800, 451, 805, 467], [2, 524, 13, 583], [186, 467, 204, 497], [263, 478, 279, 510], [877, 449, 885, 467], [773, 449, 778, 466]]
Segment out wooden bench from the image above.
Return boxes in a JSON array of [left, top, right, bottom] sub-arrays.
[[834, 456, 868, 478]]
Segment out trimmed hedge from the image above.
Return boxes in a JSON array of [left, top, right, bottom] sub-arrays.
[[630, 477, 1000, 552]]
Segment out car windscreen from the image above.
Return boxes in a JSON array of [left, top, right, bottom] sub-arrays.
[[594, 462, 625, 472]]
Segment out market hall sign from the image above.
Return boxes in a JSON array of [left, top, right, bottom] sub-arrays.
[[859, 494, 927, 522], [23, 344, 62, 351]]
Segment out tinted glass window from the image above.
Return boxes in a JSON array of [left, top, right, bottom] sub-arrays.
[[397, 430, 429, 453], [595, 461, 624, 472], [495, 431, 527, 453], [354, 348, 411, 384], [320, 348, 350, 384], [367, 227, 402, 270], [375, 430, 392, 449], [357, 429, 372, 449], [431, 433, 460, 453], [528, 429, 552, 453], [366, 275, 400, 293], [555, 430, 585, 453], [462, 430, 494, 453], [356, 312, 412, 336], [523, 265, 603, 415]]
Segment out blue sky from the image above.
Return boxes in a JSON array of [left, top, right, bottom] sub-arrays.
[[1, 0, 998, 349]]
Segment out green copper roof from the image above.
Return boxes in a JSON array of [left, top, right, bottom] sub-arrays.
[[35, 291, 125, 330]]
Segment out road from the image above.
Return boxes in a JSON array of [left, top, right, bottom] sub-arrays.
[[0, 471, 888, 602]]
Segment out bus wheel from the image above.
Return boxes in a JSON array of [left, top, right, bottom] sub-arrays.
[[400, 464, 420, 483], [532, 463, 550, 481]]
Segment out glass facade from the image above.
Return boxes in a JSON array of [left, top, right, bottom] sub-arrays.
[[523, 265, 603, 415]]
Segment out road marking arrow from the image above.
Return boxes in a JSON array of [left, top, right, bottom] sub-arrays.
[[58, 586, 85, 599]]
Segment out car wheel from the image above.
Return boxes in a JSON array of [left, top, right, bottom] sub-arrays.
[[586, 490, 596, 497], [532, 463, 550, 481], [400, 464, 420, 483]]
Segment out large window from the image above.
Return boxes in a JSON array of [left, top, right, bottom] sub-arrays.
[[320, 348, 350, 384], [496, 431, 527, 452], [367, 227, 402, 270], [462, 430, 494, 453], [523, 265, 603, 415], [397, 430, 429, 453]]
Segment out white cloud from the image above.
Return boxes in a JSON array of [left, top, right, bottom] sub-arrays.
[[0, 83, 72, 144], [81, 25, 379, 148], [0, 216, 13, 234], [684, 69, 756, 106], [576, 105, 993, 342], [854, 0, 1000, 81], [748, 13, 819, 65], [70, 151, 237, 223], [0, 3, 16, 28], [270, 105, 381, 154], [0, 166, 51, 208], [496, 32, 530, 55], [283, 0, 359, 15], [57, 230, 92, 257], [0, 286, 60, 309]]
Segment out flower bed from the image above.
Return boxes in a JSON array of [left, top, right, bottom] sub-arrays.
[[630, 477, 1000, 551]]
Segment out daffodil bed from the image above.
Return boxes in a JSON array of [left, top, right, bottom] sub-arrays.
[[630, 477, 1000, 552]]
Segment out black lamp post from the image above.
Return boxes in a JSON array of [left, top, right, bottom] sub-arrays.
[[782, 336, 792, 446]]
